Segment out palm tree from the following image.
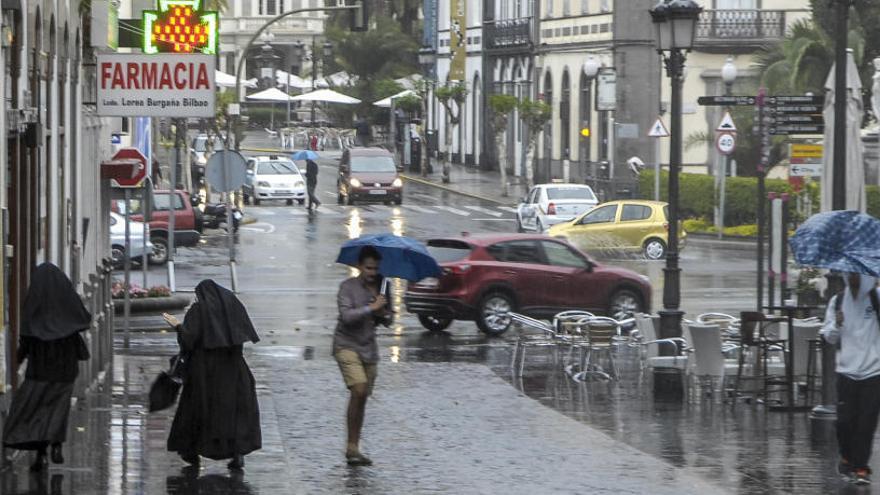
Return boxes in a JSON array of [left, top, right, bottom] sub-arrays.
[[754, 19, 864, 95]]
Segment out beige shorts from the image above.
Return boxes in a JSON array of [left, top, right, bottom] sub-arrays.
[[334, 349, 378, 395]]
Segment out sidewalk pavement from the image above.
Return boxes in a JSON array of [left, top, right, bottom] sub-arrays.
[[0, 338, 726, 495], [400, 163, 528, 207]]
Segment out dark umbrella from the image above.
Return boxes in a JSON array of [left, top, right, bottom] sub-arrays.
[[789, 210, 880, 276], [336, 234, 441, 283]]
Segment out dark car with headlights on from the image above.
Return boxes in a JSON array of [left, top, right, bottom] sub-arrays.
[[404, 233, 651, 335], [337, 147, 403, 205]]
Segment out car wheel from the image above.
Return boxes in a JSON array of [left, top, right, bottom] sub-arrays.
[[608, 289, 643, 321], [515, 217, 525, 233], [286, 199, 294, 206], [536, 219, 545, 234], [418, 315, 452, 332], [254, 196, 261, 206], [394, 198, 402, 206], [243, 193, 251, 205], [297, 199, 305, 206], [337, 189, 345, 205], [346, 194, 355, 206], [111, 245, 124, 268], [476, 291, 516, 336], [643, 238, 667, 261], [149, 237, 169, 265]]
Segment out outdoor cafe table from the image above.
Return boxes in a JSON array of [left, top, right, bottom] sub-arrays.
[[763, 304, 822, 412]]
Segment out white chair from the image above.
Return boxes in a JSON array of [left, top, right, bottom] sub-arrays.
[[687, 323, 740, 399]]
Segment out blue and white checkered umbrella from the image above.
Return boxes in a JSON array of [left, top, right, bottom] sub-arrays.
[[789, 210, 880, 276]]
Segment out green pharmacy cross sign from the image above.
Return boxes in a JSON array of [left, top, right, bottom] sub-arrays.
[[143, 0, 218, 54]]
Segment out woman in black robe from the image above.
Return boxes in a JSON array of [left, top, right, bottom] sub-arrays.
[[162, 279, 261, 470], [3, 263, 92, 472]]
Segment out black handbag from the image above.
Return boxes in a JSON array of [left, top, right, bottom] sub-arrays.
[[148, 354, 186, 412]]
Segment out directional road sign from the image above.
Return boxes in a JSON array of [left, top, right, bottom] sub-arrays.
[[768, 124, 824, 135], [790, 163, 823, 177], [697, 96, 756, 106], [767, 104, 823, 115], [767, 95, 824, 105], [766, 114, 824, 125]]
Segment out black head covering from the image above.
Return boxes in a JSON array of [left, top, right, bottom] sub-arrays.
[[188, 280, 259, 349], [22, 263, 92, 341]]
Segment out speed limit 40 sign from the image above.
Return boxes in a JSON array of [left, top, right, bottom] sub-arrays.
[[716, 132, 736, 155]]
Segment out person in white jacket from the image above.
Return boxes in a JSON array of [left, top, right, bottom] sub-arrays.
[[820, 272, 880, 485]]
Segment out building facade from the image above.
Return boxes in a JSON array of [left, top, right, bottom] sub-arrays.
[[0, 0, 116, 413]]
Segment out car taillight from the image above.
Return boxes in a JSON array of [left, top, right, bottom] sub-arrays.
[[546, 202, 556, 215], [663, 222, 669, 231]]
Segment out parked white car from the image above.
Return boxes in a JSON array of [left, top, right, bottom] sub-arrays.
[[516, 184, 599, 233], [242, 155, 306, 206], [109, 212, 153, 266]]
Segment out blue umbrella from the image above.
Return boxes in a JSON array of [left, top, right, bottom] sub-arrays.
[[336, 234, 441, 282], [789, 210, 880, 276], [291, 150, 319, 161]]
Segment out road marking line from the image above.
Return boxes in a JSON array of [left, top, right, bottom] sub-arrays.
[[464, 205, 503, 217], [288, 209, 308, 216], [498, 206, 518, 213], [433, 205, 471, 216], [472, 218, 516, 222], [252, 209, 276, 216], [401, 204, 436, 214]]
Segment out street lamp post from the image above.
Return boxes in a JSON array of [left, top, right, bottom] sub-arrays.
[[255, 33, 280, 129], [308, 39, 333, 127], [717, 56, 737, 239], [650, 0, 703, 398], [288, 40, 305, 131], [418, 46, 438, 177], [583, 55, 601, 184]]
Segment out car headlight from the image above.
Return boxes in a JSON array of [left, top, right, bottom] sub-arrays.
[[350, 178, 362, 188], [294, 181, 304, 187], [257, 181, 271, 187], [392, 178, 403, 187]]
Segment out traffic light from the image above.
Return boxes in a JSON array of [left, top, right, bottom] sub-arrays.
[[143, 0, 218, 54], [350, 0, 368, 32]]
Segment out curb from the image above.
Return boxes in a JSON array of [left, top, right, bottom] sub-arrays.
[[400, 174, 515, 206]]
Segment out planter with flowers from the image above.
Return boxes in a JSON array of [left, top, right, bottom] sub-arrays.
[[112, 281, 192, 314]]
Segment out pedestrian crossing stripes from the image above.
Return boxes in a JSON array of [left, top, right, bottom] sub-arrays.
[[245, 204, 516, 218]]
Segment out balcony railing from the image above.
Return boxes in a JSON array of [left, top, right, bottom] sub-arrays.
[[696, 10, 787, 43], [220, 16, 323, 36], [485, 17, 533, 51]]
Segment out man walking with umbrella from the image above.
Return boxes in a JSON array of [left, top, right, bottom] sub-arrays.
[[821, 272, 880, 485], [333, 246, 390, 465]]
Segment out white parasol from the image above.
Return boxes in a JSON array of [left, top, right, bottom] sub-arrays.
[[245, 88, 295, 102], [291, 89, 361, 105], [821, 49, 866, 212]]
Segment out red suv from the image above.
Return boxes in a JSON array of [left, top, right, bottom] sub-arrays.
[[404, 234, 651, 335]]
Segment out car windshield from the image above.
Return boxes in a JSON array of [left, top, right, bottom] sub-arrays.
[[427, 240, 472, 263], [351, 156, 396, 173], [257, 161, 300, 175], [546, 187, 596, 201]]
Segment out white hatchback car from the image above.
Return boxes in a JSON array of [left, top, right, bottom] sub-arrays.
[[243, 156, 307, 206], [516, 183, 599, 233]]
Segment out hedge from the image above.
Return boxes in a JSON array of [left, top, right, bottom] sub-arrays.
[[638, 170, 880, 225]]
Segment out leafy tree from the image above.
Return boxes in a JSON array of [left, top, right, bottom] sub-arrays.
[[518, 99, 551, 188], [488, 95, 518, 196]]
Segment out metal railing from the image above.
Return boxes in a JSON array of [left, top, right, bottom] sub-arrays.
[[485, 17, 533, 50], [75, 259, 115, 397], [695, 10, 787, 42], [221, 16, 323, 35]]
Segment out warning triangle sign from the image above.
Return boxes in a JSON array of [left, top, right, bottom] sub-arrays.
[[648, 118, 669, 137], [716, 111, 737, 132]]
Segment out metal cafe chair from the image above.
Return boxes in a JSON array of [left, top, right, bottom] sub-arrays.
[[734, 311, 788, 403], [508, 312, 562, 377], [573, 317, 621, 381]]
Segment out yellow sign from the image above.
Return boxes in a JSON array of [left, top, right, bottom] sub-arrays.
[[580, 128, 591, 137], [790, 143, 823, 159], [449, 0, 466, 81]]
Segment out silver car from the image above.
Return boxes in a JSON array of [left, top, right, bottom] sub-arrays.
[[109, 212, 154, 266], [516, 184, 599, 233]]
